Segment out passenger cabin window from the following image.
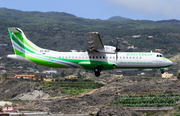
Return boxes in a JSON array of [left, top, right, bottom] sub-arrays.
[[103, 56, 105, 59]]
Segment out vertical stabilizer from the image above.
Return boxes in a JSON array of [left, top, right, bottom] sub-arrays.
[[8, 27, 41, 55]]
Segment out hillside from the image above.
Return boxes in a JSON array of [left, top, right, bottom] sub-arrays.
[[1, 76, 180, 115]]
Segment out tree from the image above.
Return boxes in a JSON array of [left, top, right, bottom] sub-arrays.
[[39, 75, 44, 81], [35, 76, 39, 81], [2, 73, 7, 80], [177, 72, 180, 80], [61, 71, 65, 77]]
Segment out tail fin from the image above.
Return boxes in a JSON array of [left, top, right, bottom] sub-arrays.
[[8, 27, 41, 55]]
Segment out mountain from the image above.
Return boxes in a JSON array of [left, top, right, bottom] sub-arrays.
[[107, 16, 131, 21]]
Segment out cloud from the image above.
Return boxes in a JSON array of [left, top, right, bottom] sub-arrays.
[[104, 0, 180, 19]]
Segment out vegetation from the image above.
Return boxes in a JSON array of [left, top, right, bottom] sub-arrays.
[[38, 78, 104, 96], [39, 81, 104, 89], [177, 72, 180, 80], [178, 104, 180, 111], [112, 93, 180, 107]]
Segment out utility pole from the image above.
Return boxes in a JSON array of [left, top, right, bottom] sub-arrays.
[[51, 67, 53, 79]]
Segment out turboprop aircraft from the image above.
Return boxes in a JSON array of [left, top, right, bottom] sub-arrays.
[[7, 27, 173, 77]]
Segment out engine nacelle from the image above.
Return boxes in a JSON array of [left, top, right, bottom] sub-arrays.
[[97, 45, 116, 54]]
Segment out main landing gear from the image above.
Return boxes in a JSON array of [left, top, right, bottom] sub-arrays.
[[94, 65, 102, 77], [160, 69, 164, 74]]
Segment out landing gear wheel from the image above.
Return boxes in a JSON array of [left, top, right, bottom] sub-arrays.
[[95, 72, 100, 77], [161, 69, 164, 74], [94, 65, 102, 77]]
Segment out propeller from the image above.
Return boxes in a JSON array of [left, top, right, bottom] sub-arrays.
[[115, 38, 121, 61]]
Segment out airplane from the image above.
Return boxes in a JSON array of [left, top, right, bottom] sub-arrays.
[[7, 27, 173, 77]]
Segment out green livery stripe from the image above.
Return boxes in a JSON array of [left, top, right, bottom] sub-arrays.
[[161, 57, 172, 62], [8, 29, 22, 54], [14, 48, 25, 56], [14, 49, 69, 68], [61, 59, 115, 70], [14, 32, 37, 51], [8, 30, 36, 54]]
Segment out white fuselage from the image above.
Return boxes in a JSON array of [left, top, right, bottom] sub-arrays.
[[39, 51, 172, 69]]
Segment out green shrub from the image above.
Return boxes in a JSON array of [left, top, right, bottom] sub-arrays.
[[177, 72, 180, 80], [28, 108, 32, 111], [178, 104, 180, 111]]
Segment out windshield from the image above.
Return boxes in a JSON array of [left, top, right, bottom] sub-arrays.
[[157, 54, 164, 57]]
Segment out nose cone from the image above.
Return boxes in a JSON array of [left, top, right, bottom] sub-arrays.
[[167, 59, 173, 66]]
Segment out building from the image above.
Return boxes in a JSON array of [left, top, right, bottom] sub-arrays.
[[132, 35, 141, 38], [137, 72, 145, 76], [162, 72, 173, 78], [0, 44, 8, 46], [43, 79, 55, 82], [65, 75, 77, 79], [155, 49, 162, 52], [122, 41, 128, 44], [3, 107, 19, 113], [43, 70, 57, 74], [127, 46, 137, 49], [148, 36, 153, 38], [0, 63, 5, 68], [114, 74, 123, 78], [15, 74, 35, 79]]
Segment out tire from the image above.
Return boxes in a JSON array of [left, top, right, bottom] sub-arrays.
[[95, 72, 100, 77]]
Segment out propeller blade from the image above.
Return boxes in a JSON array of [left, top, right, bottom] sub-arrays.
[[116, 38, 120, 61]]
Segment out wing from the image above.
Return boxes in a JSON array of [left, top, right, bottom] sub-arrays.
[[87, 32, 104, 53]]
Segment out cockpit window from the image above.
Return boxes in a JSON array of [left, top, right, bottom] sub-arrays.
[[157, 54, 164, 57]]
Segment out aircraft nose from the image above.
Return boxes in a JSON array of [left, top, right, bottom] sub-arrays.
[[167, 59, 173, 66]]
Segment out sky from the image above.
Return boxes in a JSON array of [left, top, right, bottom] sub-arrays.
[[1, 0, 180, 21]]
